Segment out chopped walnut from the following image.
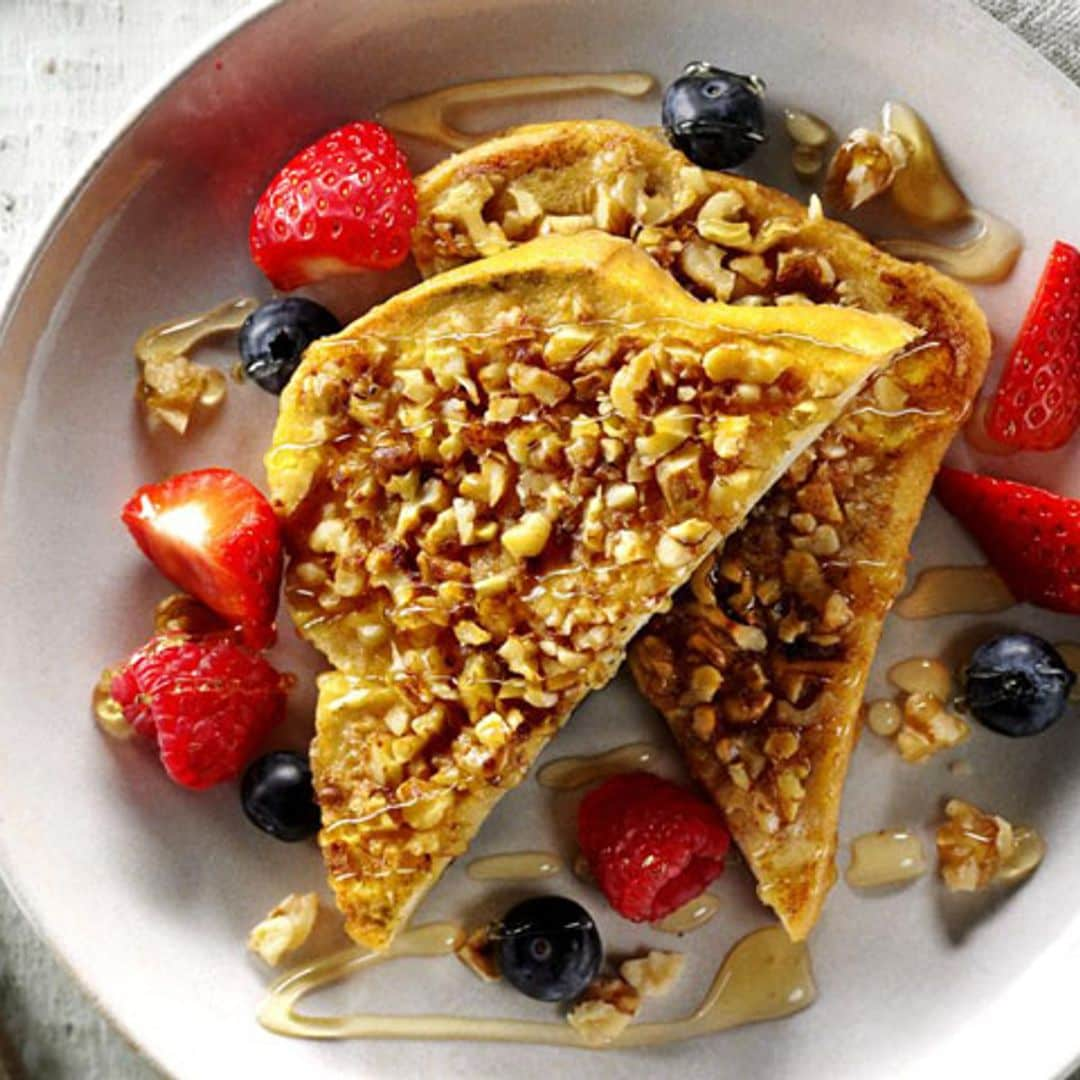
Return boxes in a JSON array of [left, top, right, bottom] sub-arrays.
[[456, 923, 500, 982], [619, 950, 685, 997], [825, 129, 909, 210], [894, 692, 969, 763], [247, 892, 320, 966], [134, 297, 255, 435], [936, 799, 1020, 892], [567, 975, 640, 1046]]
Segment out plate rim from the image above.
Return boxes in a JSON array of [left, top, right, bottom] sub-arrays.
[[1, 1, 1079, 1077]]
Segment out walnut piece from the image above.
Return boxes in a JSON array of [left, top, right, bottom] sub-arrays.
[[247, 892, 320, 966], [619, 950, 685, 997], [825, 129, 909, 211], [91, 665, 133, 740], [894, 692, 969, 763], [567, 975, 640, 1046], [455, 923, 500, 982]]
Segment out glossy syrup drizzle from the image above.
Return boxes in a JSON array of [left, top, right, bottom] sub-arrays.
[[378, 72, 655, 151], [466, 851, 563, 882], [887, 657, 952, 700], [258, 924, 814, 1047], [653, 894, 722, 934], [894, 565, 1015, 619], [536, 743, 658, 790], [878, 102, 1022, 283], [135, 296, 258, 371], [846, 830, 927, 889]]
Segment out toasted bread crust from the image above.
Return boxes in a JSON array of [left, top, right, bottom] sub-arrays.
[[414, 121, 991, 938]]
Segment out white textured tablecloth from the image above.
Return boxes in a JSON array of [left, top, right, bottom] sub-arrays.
[[0, 1, 1077, 1076]]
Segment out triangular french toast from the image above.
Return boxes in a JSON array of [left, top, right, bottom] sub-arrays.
[[412, 121, 990, 939], [266, 230, 916, 949]]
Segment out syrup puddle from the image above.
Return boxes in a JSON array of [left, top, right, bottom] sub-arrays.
[[467, 852, 562, 882], [536, 743, 658, 790], [135, 296, 257, 368], [894, 565, 1015, 619], [887, 657, 952, 700], [865, 699, 902, 737], [653, 894, 721, 935], [878, 102, 1022, 283], [378, 72, 655, 151], [258, 924, 814, 1046], [846, 830, 927, 889]]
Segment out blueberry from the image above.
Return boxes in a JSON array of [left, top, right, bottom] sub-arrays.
[[241, 751, 321, 841], [496, 896, 602, 1003], [239, 297, 340, 394], [963, 633, 1075, 738], [661, 62, 767, 170]]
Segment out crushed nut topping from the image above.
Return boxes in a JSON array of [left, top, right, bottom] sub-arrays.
[[92, 665, 133, 740], [894, 692, 969, 763], [936, 799, 1022, 892], [567, 975, 640, 1045], [619, 950, 685, 997], [134, 297, 255, 435], [825, 129, 909, 211], [247, 892, 320, 966]]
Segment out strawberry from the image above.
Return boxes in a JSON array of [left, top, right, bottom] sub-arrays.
[[578, 772, 730, 923], [110, 634, 291, 790], [121, 468, 282, 649], [249, 122, 417, 290], [986, 240, 1080, 451], [935, 466, 1080, 614]]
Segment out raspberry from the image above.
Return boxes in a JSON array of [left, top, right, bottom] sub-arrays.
[[110, 634, 291, 790], [578, 771, 730, 922]]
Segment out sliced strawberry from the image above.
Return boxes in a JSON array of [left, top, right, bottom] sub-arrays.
[[935, 466, 1080, 614], [249, 121, 417, 291], [122, 468, 282, 648], [986, 240, 1080, 451]]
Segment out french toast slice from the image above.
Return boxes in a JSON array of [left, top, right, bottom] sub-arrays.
[[412, 120, 990, 939], [266, 231, 916, 949]]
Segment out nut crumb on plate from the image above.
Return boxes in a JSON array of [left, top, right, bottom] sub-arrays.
[[619, 950, 685, 997], [566, 975, 641, 1045], [936, 799, 1044, 892], [456, 923, 500, 982], [248, 892, 320, 966]]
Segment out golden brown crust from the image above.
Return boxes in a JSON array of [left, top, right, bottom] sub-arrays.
[[414, 120, 991, 939], [267, 231, 913, 948]]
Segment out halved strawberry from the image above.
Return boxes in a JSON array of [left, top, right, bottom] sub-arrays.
[[986, 240, 1080, 451], [935, 466, 1080, 614], [249, 121, 416, 291], [122, 468, 282, 648]]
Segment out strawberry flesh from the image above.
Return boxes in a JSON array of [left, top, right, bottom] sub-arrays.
[[986, 240, 1080, 451], [122, 468, 282, 648], [935, 466, 1080, 614]]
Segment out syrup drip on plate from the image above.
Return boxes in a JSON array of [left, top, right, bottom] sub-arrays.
[[258, 923, 814, 1046], [135, 296, 258, 372], [894, 565, 1015, 619], [887, 657, 952, 700], [378, 72, 655, 151], [652, 893, 721, 934], [466, 851, 563, 882], [878, 102, 1022, 283], [846, 830, 927, 889], [536, 742, 658, 790]]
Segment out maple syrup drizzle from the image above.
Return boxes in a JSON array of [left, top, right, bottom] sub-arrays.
[[1055, 643, 1080, 702], [378, 72, 655, 151], [258, 924, 813, 1046], [466, 851, 562, 882], [997, 825, 1045, 884], [653, 894, 722, 934], [894, 565, 1015, 619], [846, 830, 927, 889], [536, 743, 658, 790], [887, 657, 952, 700], [878, 102, 1022, 283], [865, 699, 902, 737], [963, 398, 1017, 457], [135, 296, 258, 375]]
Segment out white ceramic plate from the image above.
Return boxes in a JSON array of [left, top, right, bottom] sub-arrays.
[[3, 1, 1080, 1076]]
